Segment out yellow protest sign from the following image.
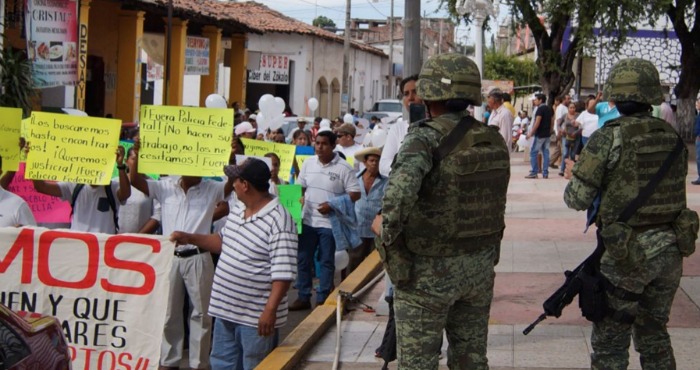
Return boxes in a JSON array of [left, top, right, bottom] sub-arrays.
[[0, 107, 23, 171], [241, 138, 296, 177], [25, 112, 121, 185], [296, 154, 312, 170], [139, 105, 234, 176]]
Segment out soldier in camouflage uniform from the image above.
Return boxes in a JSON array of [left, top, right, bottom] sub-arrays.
[[564, 58, 698, 370], [378, 53, 510, 369]]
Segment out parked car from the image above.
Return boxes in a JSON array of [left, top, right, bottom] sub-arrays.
[[367, 99, 402, 119]]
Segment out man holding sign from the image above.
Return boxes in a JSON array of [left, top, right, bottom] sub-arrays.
[[132, 137, 234, 370], [30, 145, 131, 234]]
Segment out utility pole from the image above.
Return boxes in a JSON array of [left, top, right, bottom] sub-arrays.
[[341, 0, 351, 114], [404, 0, 421, 78], [388, 0, 394, 98]]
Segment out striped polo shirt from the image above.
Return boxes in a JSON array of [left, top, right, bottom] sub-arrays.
[[208, 197, 298, 328]]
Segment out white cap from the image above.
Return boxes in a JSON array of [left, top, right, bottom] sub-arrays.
[[318, 127, 332, 133], [249, 113, 257, 120], [234, 121, 256, 136], [320, 119, 331, 128]]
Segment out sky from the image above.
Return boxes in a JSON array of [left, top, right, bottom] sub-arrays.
[[243, 0, 473, 43]]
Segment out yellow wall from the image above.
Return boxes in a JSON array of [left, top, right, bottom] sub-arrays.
[[86, 0, 121, 117]]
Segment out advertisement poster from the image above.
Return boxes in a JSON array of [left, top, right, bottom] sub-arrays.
[[185, 36, 210, 75], [0, 227, 174, 369], [25, 0, 79, 88], [248, 54, 290, 85]]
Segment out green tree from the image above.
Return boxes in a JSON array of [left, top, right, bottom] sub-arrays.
[[312, 16, 336, 29], [483, 50, 538, 91], [0, 48, 36, 118]]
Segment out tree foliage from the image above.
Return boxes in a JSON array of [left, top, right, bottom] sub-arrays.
[[312, 16, 336, 29], [0, 48, 36, 118], [483, 51, 538, 92]]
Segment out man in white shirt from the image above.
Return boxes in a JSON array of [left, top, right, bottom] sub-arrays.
[[289, 130, 360, 310], [334, 123, 364, 172], [486, 89, 514, 152], [31, 146, 131, 234], [0, 155, 36, 227], [379, 74, 424, 177], [576, 98, 600, 146], [132, 138, 234, 370]]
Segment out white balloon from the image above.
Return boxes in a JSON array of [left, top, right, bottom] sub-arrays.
[[256, 112, 269, 133], [362, 132, 373, 146], [268, 114, 285, 131], [320, 119, 331, 128], [343, 113, 354, 124], [259, 94, 274, 116], [371, 128, 388, 147], [204, 94, 227, 108], [335, 250, 349, 270], [308, 97, 319, 112], [273, 97, 286, 115]]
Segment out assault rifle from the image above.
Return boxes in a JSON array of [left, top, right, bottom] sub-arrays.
[[522, 258, 588, 335]]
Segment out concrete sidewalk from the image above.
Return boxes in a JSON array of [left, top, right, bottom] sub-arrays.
[[298, 152, 700, 369]]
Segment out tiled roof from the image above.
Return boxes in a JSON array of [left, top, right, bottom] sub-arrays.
[[131, 0, 386, 56]]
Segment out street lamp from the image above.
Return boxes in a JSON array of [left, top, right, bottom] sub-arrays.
[[456, 0, 499, 121]]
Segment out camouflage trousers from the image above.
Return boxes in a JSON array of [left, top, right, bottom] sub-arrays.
[[591, 247, 682, 370], [394, 245, 496, 370]]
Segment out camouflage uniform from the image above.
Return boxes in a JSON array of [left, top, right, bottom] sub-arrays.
[[564, 58, 697, 370], [380, 53, 510, 370]]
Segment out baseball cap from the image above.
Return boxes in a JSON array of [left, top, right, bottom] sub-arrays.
[[234, 121, 256, 136], [336, 123, 356, 137], [297, 117, 307, 123], [223, 158, 271, 191], [249, 113, 257, 120]]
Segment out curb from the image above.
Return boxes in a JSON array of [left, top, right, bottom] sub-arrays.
[[256, 250, 384, 370]]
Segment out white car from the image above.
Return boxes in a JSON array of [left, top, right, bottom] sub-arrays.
[[367, 99, 403, 120]]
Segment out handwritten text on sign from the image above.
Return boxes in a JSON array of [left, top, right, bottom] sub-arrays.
[[25, 112, 121, 185], [138, 105, 234, 176], [0, 107, 23, 171], [8, 163, 71, 223], [0, 227, 174, 369], [241, 138, 296, 178]]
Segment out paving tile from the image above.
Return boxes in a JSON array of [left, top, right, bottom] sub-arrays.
[[514, 336, 590, 368]]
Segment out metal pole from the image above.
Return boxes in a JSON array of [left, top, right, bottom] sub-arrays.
[[341, 0, 351, 113], [473, 14, 485, 120], [388, 0, 394, 98], [404, 0, 421, 77], [164, 0, 173, 105]]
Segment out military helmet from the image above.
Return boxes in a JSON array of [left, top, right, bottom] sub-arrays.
[[416, 53, 482, 105], [603, 58, 663, 105]]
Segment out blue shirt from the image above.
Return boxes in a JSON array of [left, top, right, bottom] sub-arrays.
[[354, 170, 387, 238], [596, 102, 619, 128], [694, 113, 700, 138]]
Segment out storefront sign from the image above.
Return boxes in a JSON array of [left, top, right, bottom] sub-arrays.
[[249, 54, 290, 85], [185, 36, 210, 75]]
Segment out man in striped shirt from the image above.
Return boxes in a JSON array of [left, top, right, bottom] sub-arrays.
[[170, 158, 298, 370]]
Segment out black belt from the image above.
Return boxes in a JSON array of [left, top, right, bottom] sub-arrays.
[[174, 248, 204, 258]]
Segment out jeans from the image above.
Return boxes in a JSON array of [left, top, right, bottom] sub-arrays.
[[297, 224, 336, 303], [529, 136, 550, 176], [695, 138, 700, 180], [210, 318, 278, 370], [582, 136, 589, 147]]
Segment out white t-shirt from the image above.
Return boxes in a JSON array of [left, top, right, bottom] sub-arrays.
[[577, 111, 600, 138], [0, 187, 36, 227], [379, 119, 409, 177], [298, 154, 360, 229], [555, 104, 568, 134], [117, 185, 155, 234], [58, 181, 122, 234], [147, 177, 225, 251]]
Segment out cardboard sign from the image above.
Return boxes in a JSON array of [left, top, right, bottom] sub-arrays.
[[0, 227, 174, 369], [278, 184, 302, 234], [138, 105, 234, 176], [241, 138, 296, 177], [25, 112, 121, 185], [7, 162, 71, 224], [0, 107, 23, 171]]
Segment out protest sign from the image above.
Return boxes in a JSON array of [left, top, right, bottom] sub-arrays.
[[110, 141, 158, 180], [296, 155, 312, 171], [0, 227, 174, 369], [138, 105, 234, 176], [0, 107, 23, 171], [25, 112, 121, 185], [241, 138, 296, 178], [8, 162, 71, 224], [278, 184, 302, 234]]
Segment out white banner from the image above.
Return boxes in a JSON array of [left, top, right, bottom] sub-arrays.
[[248, 54, 290, 85], [0, 227, 174, 369]]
